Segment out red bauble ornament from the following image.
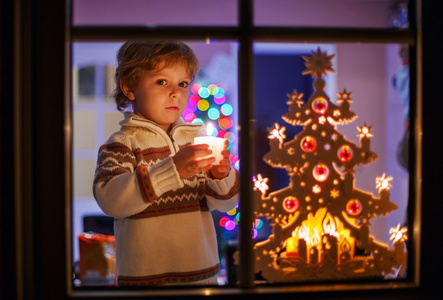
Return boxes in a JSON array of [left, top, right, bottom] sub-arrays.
[[338, 145, 353, 162], [346, 199, 362, 216], [312, 97, 328, 115], [301, 136, 317, 152], [283, 196, 299, 213], [313, 163, 329, 182]]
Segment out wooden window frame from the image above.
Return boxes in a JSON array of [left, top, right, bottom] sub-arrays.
[[4, 0, 436, 299]]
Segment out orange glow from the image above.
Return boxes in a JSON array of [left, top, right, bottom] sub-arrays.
[[285, 208, 355, 263]]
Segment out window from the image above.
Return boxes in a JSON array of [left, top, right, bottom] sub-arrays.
[[66, 0, 419, 297]]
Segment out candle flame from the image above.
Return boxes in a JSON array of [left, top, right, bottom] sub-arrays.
[[298, 224, 308, 239], [207, 123, 214, 136], [341, 238, 351, 252], [311, 230, 320, 246], [323, 213, 337, 236]]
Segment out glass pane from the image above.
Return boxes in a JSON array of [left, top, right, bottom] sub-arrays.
[[71, 40, 240, 287], [72, 0, 238, 26], [251, 42, 409, 284], [254, 0, 409, 28]]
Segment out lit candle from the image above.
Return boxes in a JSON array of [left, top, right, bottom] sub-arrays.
[[309, 231, 319, 265], [297, 225, 308, 261], [321, 215, 338, 265], [339, 238, 351, 264], [193, 123, 225, 165], [321, 234, 338, 265]]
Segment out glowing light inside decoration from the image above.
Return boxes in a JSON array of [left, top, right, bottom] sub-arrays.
[[376, 173, 393, 192], [346, 199, 362, 216], [268, 123, 286, 145], [337, 89, 353, 104], [312, 97, 328, 115], [389, 224, 408, 243], [330, 189, 340, 199], [313, 163, 330, 182], [338, 145, 353, 162], [301, 136, 317, 153], [283, 196, 300, 213], [208, 107, 221, 120], [286, 208, 355, 263], [357, 122, 374, 140], [323, 213, 337, 236], [252, 229, 258, 239], [252, 174, 269, 194], [221, 103, 233, 116]]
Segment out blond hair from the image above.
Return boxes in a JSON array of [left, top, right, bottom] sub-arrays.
[[113, 41, 200, 111]]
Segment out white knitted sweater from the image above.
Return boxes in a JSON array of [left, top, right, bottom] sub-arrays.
[[93, 112, 240, 286]]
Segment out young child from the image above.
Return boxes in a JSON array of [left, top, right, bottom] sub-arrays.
[[93, 41, 240, 286]]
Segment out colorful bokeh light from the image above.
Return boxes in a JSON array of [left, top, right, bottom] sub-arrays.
[[197, 99, 210, 111], [221, 103, 233, 116], [208, 107, 220, 120]]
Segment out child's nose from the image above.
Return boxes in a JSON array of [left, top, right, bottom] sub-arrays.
[[169, 87, 179, 99]]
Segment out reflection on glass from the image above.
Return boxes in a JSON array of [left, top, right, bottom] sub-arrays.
[[72, 0, 238, 26], [254, 0, 409, 29]]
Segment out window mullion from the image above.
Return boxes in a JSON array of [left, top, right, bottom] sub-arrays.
[[238, 0, 255, 289]]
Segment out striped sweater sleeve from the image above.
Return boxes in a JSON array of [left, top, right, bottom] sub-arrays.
[[205, 167, 240, 212], [93, 141, 183, 219]]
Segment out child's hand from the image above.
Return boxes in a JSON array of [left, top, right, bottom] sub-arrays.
[[209, 140, 231, 179], [173, 144, 215, 179]]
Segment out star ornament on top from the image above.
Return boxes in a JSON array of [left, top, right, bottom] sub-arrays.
[[302, 48, 336, 78]]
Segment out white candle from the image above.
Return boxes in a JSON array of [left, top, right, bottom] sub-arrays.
[[194, 124, 225, 165]]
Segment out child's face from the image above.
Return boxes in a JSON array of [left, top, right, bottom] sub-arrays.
[[128, 62, 191, 133]]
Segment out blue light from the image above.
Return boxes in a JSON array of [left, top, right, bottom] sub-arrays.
[[192, 118, 205, 124], [198, 86, 210, 98], [221, 103, 233, 116], [207, 107, 220, 120]]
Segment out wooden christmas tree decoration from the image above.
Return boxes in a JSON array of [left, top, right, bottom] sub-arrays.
[[245, 48, 407, 282]]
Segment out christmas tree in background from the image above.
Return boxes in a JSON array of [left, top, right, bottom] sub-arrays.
[[248, 48, 408, 282]]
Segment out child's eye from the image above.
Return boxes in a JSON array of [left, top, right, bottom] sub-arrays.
[[156, 80, 167, 85], [179, 82, 189, 88]]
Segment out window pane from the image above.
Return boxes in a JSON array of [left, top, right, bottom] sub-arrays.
[[72, 0, 238, 26], [71, 41, 240, 287], [254, 0, 409, 29], [251, 42, 409, 284]]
